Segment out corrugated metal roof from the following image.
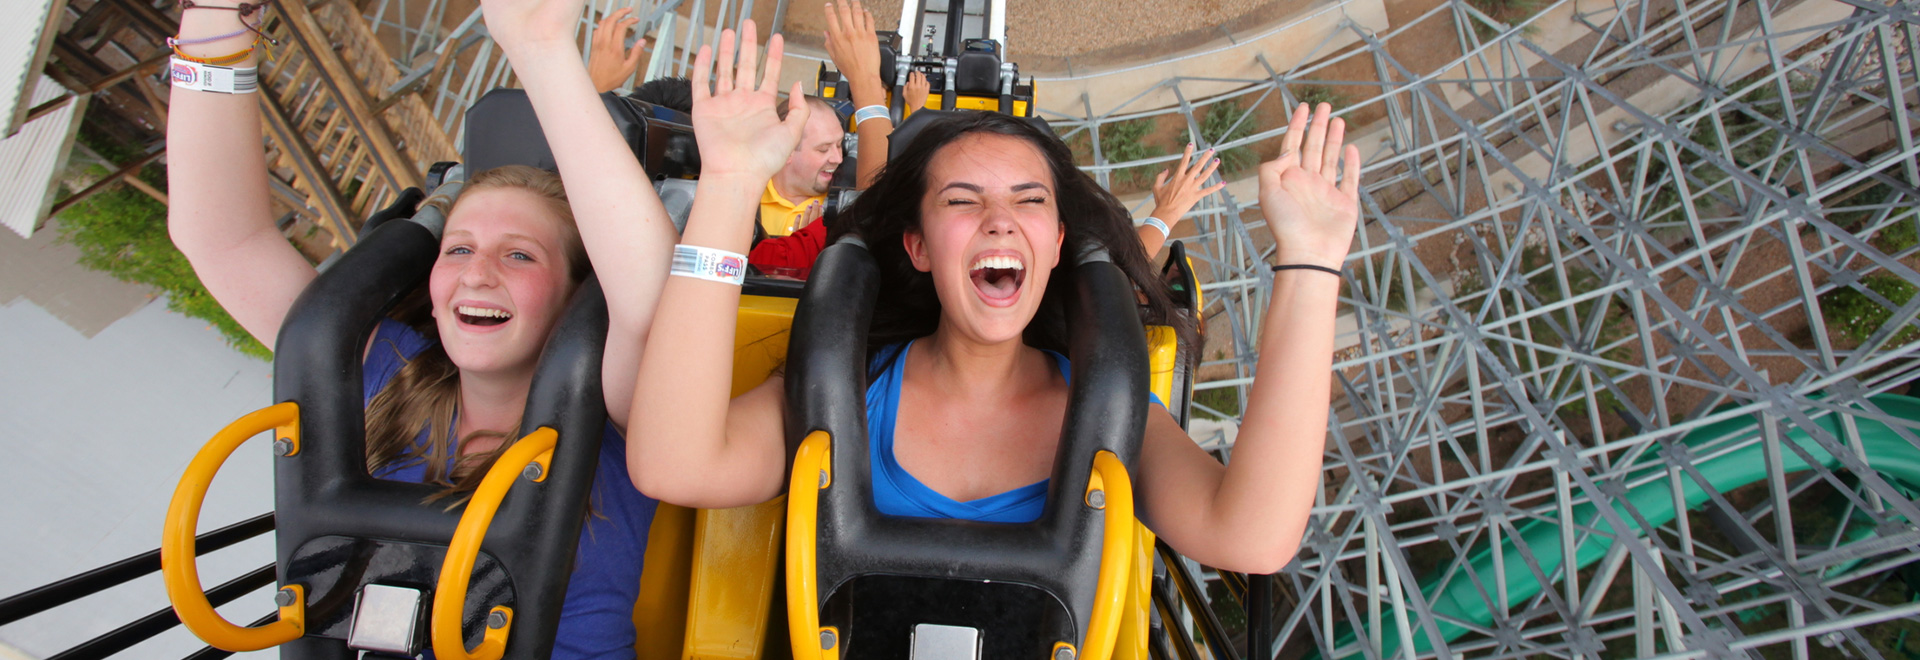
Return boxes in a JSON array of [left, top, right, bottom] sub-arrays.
[[0, 75, 89, 238], [4, 0, 61, 135]]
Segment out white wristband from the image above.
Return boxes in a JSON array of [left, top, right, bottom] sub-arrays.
[[1139, 216, 1171, 238], [670, 244, 748, 285], [169, 58, 259, 95], [853, 105, 891, 125]]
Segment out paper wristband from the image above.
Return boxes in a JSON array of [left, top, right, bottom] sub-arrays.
[[169, 58, 259, 94], [1138, 216, 1171, 238], [671, 244, 748, 285], [853, 105, 891, 125]]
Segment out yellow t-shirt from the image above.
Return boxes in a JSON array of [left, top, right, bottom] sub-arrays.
[[759, 181, 824, 237]]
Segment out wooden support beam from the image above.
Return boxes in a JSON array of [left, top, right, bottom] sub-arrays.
[[273, 0, 423, 192], [105, 0, 180, 42], [258, 90, 359, 245], [11, 0, 73, 134], [48, 148, 166, 217]]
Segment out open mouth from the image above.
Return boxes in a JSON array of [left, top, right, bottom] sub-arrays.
[[456, 305, 513, 327], [968, 255, 1026, 305]]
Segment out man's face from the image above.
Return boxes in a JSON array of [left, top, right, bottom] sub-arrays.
[[775, 109, 845, 198]]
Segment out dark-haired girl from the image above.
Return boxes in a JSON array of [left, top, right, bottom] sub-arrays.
[[630, 25, 1359, 573]]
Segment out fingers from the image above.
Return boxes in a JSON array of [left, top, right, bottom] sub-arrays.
[[856, 0, 874, 32], [732, 21, 759, 92], [713, 29, 736, 93], [760, 32, 785, 92], [1303, 103, 1330, 176], [1176, 142, 1195, 178], [825, 1, 845, 36], [1281, 103, 1309, 165], [1154, 168, 1171, 191], [625, 36, 648, 68], [1196, 152, 1221, 183], [1321, 117, 1345, 176], [691, 44, 713, 102], [1340, 144, 1362, 200], [784, 81, 812, 135]]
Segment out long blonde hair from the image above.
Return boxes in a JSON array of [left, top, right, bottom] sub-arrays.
[[363, 165, 589, 499]]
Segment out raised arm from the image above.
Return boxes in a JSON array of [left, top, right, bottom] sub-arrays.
[[482, 0, 679, 430], [824, 0, 890, 190], [166, 8, 317, 349], [629, 22, 809, 508], [1136, 103, 1359, 574], [1139, 143, 1224, 257]]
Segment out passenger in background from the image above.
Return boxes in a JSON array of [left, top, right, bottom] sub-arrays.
[[588, 7, 651, 94], [1139, 144, 1225, 258], [760, 95, 844, 238]]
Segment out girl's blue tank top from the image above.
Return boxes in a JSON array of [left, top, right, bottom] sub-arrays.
[[865, 340, 1161, 524]]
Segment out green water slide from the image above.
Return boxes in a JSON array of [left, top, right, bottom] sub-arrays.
[[1324, 394, 1920, 659]]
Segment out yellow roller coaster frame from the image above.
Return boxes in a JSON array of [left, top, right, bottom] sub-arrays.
[[162, 401, 306, 652]]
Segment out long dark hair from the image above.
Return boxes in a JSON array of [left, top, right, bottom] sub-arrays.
[[829, 112, 1197, 364]]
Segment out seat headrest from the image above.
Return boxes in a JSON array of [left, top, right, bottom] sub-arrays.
[[886, 110, 1054, 161], [463, 88, 699, 179]]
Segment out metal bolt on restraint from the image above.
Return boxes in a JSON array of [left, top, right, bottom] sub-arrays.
[[523, 462, 544, 481], [272, 439, 293, 456], [488, 610, 508, 629], [274, 587, 295, 607], [818, 469, 829, 488], [819, 629, 838, 650], [1054, 646, 1076, 660], [1087, 489, 1106, 509]]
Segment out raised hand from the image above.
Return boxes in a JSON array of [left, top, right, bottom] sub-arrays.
[[1260, 103, 1361, 270], [480, 0, 586, 56], [691, 20, 810, 180], [588, 8, 649, 92], [903, 70, 930, 115], [823, 1, 881, 86], [1151, 143, 1226, 228]]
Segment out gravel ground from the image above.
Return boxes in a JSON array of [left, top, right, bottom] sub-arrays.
[[756, 0, 1307, 71]]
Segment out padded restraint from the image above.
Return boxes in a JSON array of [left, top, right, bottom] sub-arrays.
[[784, 238, 1151, 657], [954, 39, 1001, 96]]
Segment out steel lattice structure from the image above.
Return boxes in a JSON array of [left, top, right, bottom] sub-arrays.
[[359, 0, 1920, 656]]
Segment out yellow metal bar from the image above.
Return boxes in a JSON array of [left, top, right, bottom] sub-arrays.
[[1082, 450, 1136, 660], [785, 431, 833, 660], [163, 402, 305, 651], [1146, 326, 1178, 408], [431, 427, 557, 660]]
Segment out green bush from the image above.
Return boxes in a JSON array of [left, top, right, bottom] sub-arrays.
[[1190, 99, 1260, 177], [1292, 85, 1348, 112], [55, 183, 272, 360], [1192, 386, 1243, 421], [1099, 118, 1167, 188], [1820, 273, 1920, 346]]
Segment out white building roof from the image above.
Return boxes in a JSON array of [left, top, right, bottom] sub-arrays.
[[0, 75, 87, 238], [5, 0, 61, 136]]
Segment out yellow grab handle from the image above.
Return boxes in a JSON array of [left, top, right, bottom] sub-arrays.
[[1081, 451, 1136, 660], [163, 401, 306, 651], [431, 427, 556, 660], [785, 431, 837, 660]]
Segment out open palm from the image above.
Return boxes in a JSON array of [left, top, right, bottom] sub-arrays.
[[1260, 103, 1362, 270], [690, 20, 809, 180]]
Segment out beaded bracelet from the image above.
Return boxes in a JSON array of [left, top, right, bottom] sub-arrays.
[[176, 0, 279, 45]]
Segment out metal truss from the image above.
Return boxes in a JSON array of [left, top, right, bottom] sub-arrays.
[[356, 0, 1920, 656], [1044, 0, 1920, 657]]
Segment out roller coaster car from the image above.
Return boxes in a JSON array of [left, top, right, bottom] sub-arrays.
[[158, 88, 709, 660], [161, 85, 1198, 660], [817, 32, 1036, 123]]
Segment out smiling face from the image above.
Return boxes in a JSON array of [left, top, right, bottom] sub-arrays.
[[904, 132, 1064, 345], [427, 186, 581, 377], [773, 108, 846, 200]]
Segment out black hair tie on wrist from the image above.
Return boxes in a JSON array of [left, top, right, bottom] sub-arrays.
[[1271, 263, 1343, 277]]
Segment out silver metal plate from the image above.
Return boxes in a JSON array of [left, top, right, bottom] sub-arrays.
[[347, 584, 424, 655], [911, 623, 981, 660]]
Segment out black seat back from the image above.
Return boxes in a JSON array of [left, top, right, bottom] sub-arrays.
[[954, 39, 1001, 95], [784, 238, 1150, 657], [268, 87, 656, 660]]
